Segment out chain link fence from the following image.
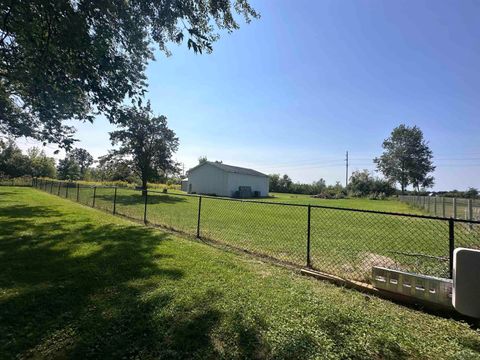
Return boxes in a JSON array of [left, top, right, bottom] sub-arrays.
[[399, 195, 480, 221], [0, 176, 33, 187], [29, 178, 480, 284]]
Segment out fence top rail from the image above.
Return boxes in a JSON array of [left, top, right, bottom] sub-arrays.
[[34, 179, 480, 224], [147, 188, 480, 223]]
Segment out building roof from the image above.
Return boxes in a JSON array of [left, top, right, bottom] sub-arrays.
[[188, 161, 268, 177]]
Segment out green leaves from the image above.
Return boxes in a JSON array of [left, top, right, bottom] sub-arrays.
[[374, 125, 435, 192], [108, 102, 179, 188], [0, 0, 259, 148]]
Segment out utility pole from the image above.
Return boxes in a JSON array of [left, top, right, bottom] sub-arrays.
[[345, 150, 349, 188]]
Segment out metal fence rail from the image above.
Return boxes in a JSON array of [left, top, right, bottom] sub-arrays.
[[399, 195, 480, 221], [27, 178, 480, 283]]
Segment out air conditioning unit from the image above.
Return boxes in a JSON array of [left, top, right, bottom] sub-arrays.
[[453, 248, 480, 318]]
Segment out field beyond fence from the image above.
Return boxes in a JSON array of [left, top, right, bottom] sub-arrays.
[[30, 178, 480, 283]]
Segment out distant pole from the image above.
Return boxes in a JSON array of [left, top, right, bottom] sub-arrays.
[[345, 151, 349, 188]]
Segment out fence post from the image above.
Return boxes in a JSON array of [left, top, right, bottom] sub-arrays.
[[92, 186, 96, 208], [453, 198, 457, 219], [306, 205, 311, 268], [449, 218, 455, 279], [468, 199, 473, 221], [434, 197, 437, 216], [468, 199, 473, 230], [76, 183, 80, 202], [196, 196, 202, 238], [58, 182, 61, 196], [143, 189, 148, 224], [442, 197, 445, 218], [65, 182, 69, 198], [113, 187, 117, 215], [50, 181, 54, 194]]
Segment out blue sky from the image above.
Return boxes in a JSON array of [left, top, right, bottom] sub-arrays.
[[20, 0, 480, 190]]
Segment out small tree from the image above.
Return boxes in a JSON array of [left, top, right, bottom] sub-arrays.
[[279, 174, 293, 192], [109, 103, 179, 191], [94, 154, 137, 183], [69, 148, 94, 178], [465, 187, 479, 199], [27, 147, 56, 178], [374, 124, 435, 193], [0, 139, 30, 177], [198, 156, 208, 164], [57, 157, 81, 180]]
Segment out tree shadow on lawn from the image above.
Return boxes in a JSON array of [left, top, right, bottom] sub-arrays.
[[0, 203, 272, 359], [95, 193, 189, 206]]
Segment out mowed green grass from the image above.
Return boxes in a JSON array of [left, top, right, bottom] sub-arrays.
[[83, 187, 480, 281], [1, 187, 480, 359], [267, 192, 425, 213]]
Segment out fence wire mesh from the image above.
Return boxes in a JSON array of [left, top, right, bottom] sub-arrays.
[[30, 179, 480, 284], [0, 177, 32, 187], [201, 198, 307, 266], [147, 191, 199, 234], [310, 208, 451, 281]]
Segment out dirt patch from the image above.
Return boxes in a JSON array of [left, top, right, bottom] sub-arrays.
[[342, 252, 401, 282]]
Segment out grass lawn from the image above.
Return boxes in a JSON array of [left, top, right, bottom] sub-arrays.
[[266, 192, 424, 213], [58, 185, 479, 282], [1, 186, 479, 359]]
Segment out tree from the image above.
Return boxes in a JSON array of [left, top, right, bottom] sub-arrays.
[[198, 156, 208, 164], [94, 154, 138, 183], [57, 157, 81, 180], [348, 169, 396, 197], [68, 148, 93, 178], [465, 187, 479, 199], [27, 147, 56, 178], [0, 139, 30, 177], [278, 174, 293, 192], [109, 102, 179, 191], [269, 174, 281, 192], [0, 1, 259, 148], [374, 125, 435, 193], [348, 170, 373, 197]]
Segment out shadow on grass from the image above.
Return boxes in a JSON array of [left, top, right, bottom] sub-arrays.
[[0, 202, 271, 359], [94, 193, 189, 207]]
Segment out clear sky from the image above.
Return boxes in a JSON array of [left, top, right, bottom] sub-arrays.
[[18, 0, 480, 190]]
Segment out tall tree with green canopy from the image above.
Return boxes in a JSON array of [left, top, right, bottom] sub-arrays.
[[0, 139, 30, 177], [0, 0, 259, 148], [109, 102, 179, 191], [69, 148, 94, 177], [374, 124, 435, 193], [57, 157, 81, 180], [27, 147, 57, 178]]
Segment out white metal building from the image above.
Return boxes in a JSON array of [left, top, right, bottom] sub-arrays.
[[183, 161, 269, 198]]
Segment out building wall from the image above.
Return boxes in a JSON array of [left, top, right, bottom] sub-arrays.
[[226, 173, 269, 197], [188, 163, 229, 196]]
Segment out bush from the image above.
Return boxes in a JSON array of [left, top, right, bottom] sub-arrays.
[[368, 192, 386, 200]]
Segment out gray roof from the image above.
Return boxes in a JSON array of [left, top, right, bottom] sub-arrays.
[[189, 161, 268, 177]]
